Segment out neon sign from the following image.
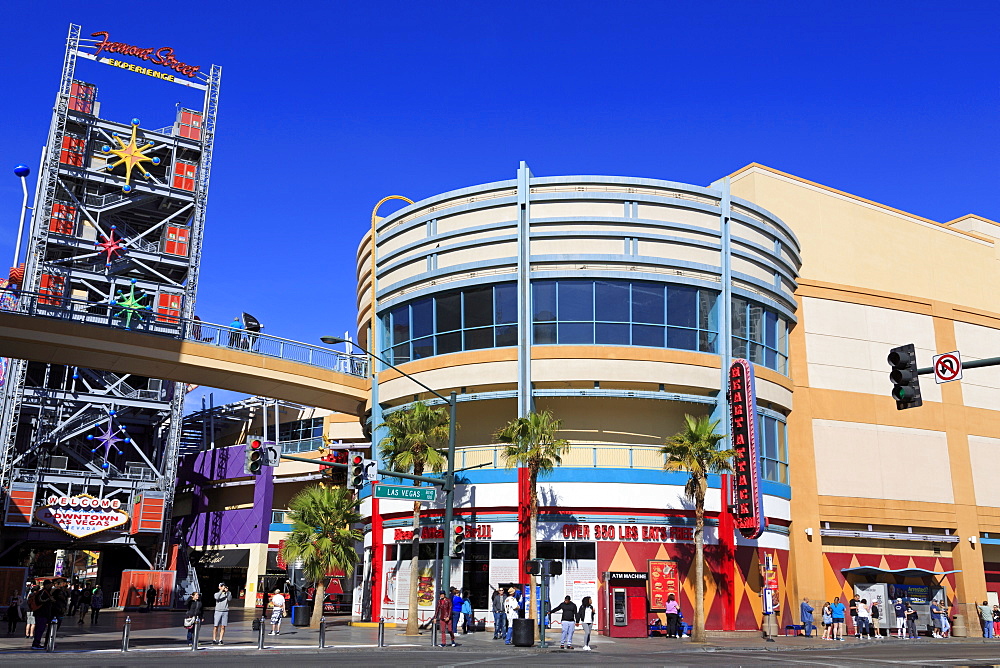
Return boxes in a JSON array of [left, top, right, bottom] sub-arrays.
[[35, 494, 130, 538], [728, 359, 764, 539], [90, 31, 200, 78]]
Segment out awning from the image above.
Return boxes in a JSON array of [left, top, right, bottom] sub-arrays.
[[841, 566, 961, 578], [193, 549, 250, 569]]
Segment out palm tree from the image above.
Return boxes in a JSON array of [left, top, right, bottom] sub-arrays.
[[661, 413, 734, 643], [379, 401, 449, 636], [494, 410, 570, 584], [280, 485, 362, 628]]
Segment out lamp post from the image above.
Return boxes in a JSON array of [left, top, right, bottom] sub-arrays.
[[320, 336, 459, 604]]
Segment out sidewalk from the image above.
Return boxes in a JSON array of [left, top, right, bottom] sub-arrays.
[[1, 610, 996, 657]]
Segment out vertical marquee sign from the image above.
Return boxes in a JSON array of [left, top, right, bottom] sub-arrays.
[[728, 359, 764, 539]]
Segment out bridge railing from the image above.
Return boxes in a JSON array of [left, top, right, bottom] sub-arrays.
[[2, 289, 368, 377]]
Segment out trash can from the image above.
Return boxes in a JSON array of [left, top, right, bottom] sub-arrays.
[[512, 618, 534, 647], [291, 605, 309, 626]]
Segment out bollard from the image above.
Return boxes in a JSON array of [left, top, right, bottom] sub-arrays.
[[257, 614, 266, 649], [431, 620, 438, 646], [378, 617, 385, 647], [318, 616, 326, 649], [121, 616, 131, 652], [45, 617, 59, 652], [191, 617, 201, 651]]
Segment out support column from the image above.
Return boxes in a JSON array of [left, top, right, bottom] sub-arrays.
[[516, 161, 532, 418]]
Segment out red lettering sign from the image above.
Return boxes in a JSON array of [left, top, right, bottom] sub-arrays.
[[91, 32, 201, 78], [728, 359, 764, 539]]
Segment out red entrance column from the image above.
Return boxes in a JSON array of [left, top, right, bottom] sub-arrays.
[[370, 488, 382, 620], [718, 473, 736, 631]]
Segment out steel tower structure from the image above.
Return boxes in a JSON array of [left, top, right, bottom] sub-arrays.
[[0, 24, 221, 571]]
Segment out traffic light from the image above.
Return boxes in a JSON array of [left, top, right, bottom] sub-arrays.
[[451, 524, 465, 558], [245, 437, 264, 475], [888, 343, 922, 410], [546, 560, 563, 576], [348, 451, 364, 489], [525, 559, 541, 575]]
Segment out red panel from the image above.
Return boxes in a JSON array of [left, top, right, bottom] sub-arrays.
[[39, 274, 66, 306], [172, 161, 196, 191], [118, 570, 175, 608], [177, 109, 203, 140], [4, 484, 36, 527], [59, 136, 86, 167], [49, 202, 76, 235], [155, 293, 182, 325], [163, 225, 190, 256], [69, 82, 97, 114]]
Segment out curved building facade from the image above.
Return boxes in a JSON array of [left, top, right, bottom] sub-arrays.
[[356, 163, 801, 630]]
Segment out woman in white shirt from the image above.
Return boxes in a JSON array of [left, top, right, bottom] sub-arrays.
[[269, 589, 286, 636], [503, 589, 519, 645], [856, 598, 872, 639], [577, 596, 596, 651]]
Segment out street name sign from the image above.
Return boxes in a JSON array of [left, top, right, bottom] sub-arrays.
[[374, 485, 437, 502]]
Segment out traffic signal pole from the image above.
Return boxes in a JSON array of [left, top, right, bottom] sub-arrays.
[[915, 356, 1000, 375]]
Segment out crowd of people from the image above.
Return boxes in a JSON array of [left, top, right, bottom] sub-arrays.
[[4, 580, 105, 650], [801, 593, 954, 640]]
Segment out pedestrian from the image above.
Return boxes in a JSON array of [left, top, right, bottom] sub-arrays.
[[5, 590, 23, 635], [503, 587, 519, 645], [29, 579, 55, 650], [450, 587, 463, 640], [577, 595, 595, 651], [67, 585, 81, 617], [992, 605, 1000, 638], [849, 594, 859, 637], [870, 599, 881, 638], [821, 601, 833, 639], [461, 590, 473, 634], [830, 596, 846, 641], [90, 586, 103, 624], [268, 588, 285, 636], [491, 585, 506, 639], [894, 598, 906, 638], [665, 593, 681, 638], [24, 585, 36, 638], [146, 584, 157, 612], [435, 591, 455, 647], [78, 585, 92, 624], [856, 598, 871, 639], [184, 592, 203, 644], [906, 604, 919, 639], [800, 597, 815, 637], [940, 601, 951, 638], [981, 601, 996, 639], [549, 595, 578, 649], [51, 580, 68, 630], [227, 316, 242, 348]]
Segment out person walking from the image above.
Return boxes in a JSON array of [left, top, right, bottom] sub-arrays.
[[435, 591, 455, 647], [894, 598, 906, 638], [870, 599, 881, 638], [940, 601, 951, 638], [29, 580, 55, 650], [491, 586, 506, 639], [268, 588, 285, 637], [664, 593, 681, 638], [856, 598, 872, 639], [227, 316, 243, 348], [185, 592, 203, 644], [830, 596, 846, 641], [5, 590, 23, 635], [449, 587, 463, 641], [24, 586, 36, 639], [577, 596, 595, 651], [549, 595, 579, 649], [503, 588, 519, 645], [460, 591, 473, 634], [212, 583, 232, 644], [146, 584, 157, 612], [51, 581, 68, 631], [928, 599, 943, 637], [992, 604, 1000, 638], [821, 601, 833, 639], [800, 597, 815, 637], [906, 604, 920, 639], [89, 586, 104, 624], [849, 594, 860, 637], [67, 585, 81, 617], [78, 586, 92, 624]]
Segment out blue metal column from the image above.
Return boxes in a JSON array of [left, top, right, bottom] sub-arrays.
[[713, 178, 733, 433], [516, 161, 533, 418]]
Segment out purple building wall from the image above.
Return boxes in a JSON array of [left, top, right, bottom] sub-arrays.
[[176, 444, 273, 548]]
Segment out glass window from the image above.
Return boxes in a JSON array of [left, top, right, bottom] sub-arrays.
[[748, 304, 764, 343], [436, 331, 461, 355], [558, 280, 593, 322], [667, 327, 696, 351], [495, 324, 517, 347], [595, 281, 629, 322], [465, 327, 493, 350], [536, 542, 564, 560], [495, 283, 517, 324], [633, 324, 664, 347], [566, 542, 596, 560], [464, 287, 493, 328], [412, 337, 434, 360], [466, 543, 490, 560], [596, 322, 629, 345], [759, 415, 788, 484], [491, 542, 518, 559], [436, 292, 461, 332], [632, 284, 664, 324], [392, 343, 410, 365], [411, 298, 433, 339], [534, 323, 556, 344], [533, 281, 557, 322], [559, 322, 593, 344], [667, 285, 697, 328], [391, 305, 409, 344]]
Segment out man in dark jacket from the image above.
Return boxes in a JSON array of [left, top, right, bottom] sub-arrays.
[[550, 596, 579, 649], [491, 587, 506, 639], [30, 580, 55, 650]]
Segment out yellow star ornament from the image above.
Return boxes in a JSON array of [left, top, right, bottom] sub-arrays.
[[102, 118, 161, 193]]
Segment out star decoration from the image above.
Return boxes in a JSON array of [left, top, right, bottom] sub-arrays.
[[112, 278, 152, 330], [102, 118, 161, 193], [96, 225, 126, 267], [86, 409, 132, 471]]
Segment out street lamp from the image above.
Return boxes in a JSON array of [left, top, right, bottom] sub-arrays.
[[320, 336, 459, 602]]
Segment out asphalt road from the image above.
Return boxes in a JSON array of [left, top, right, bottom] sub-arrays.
[[6, 640, 1000, 667]]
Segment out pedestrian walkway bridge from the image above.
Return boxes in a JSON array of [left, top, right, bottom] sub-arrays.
[[0, 290, 369, 413]]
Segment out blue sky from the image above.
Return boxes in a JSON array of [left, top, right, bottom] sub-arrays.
[[0, 2, 997, 409]]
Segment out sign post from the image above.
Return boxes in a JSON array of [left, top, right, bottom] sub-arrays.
[[374, 485, 437, 502]]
